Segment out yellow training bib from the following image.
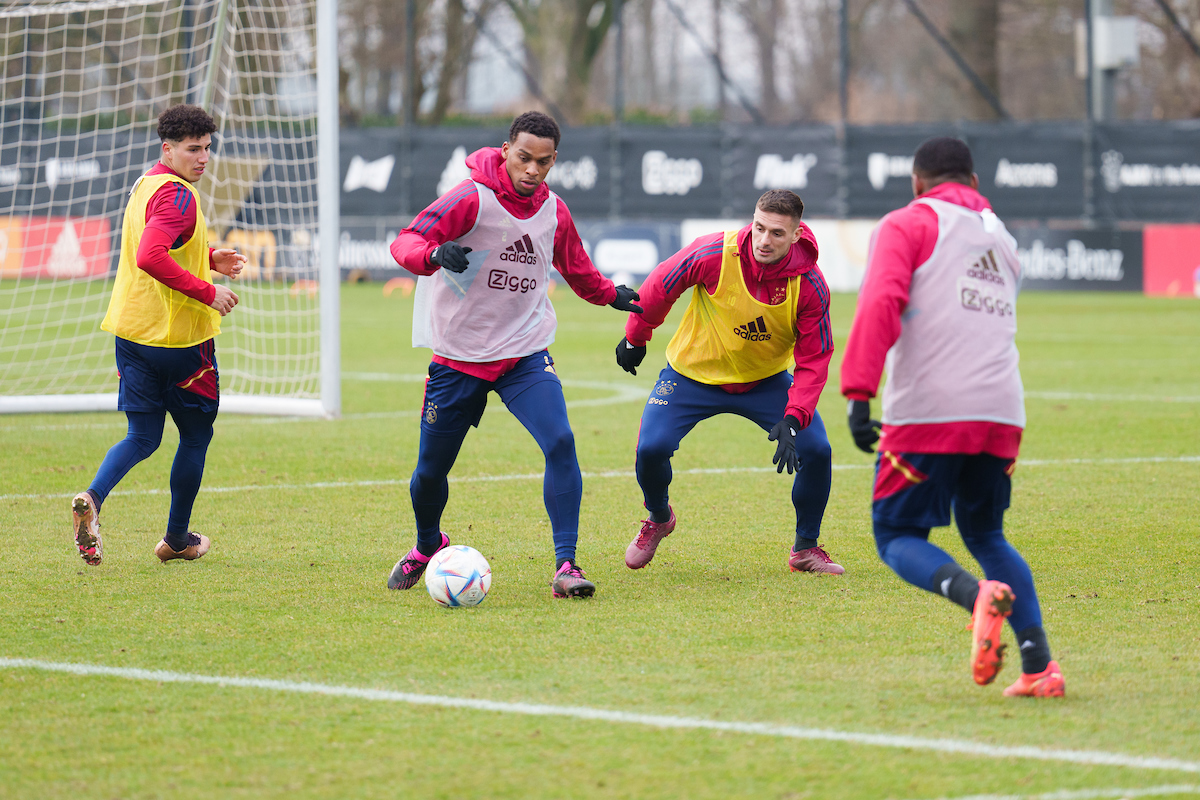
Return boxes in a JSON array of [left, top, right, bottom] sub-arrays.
[[101, 172, 219, 347], [666, 230, 799, 384]]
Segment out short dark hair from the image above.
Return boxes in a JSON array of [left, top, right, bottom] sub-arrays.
[[157, 104, 216, 142], [912, 136, 973, 181], [509, 111, 561, 149], [756, 189, 804, 222]]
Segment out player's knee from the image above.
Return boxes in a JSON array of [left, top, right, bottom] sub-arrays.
[[795, 436, 832, 464], [127, 430, 162, 457], [636, 435, 675, 465], [542, 427, 576, 460]]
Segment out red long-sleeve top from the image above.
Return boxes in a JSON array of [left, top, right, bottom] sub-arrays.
[[624, 224, 834, 429], [135, 162, 217, 306], [390, 147, 618, 381], [840, 181, 1022, 457]]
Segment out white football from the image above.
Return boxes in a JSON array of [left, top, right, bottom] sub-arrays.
[[425, 545, 492, 608]]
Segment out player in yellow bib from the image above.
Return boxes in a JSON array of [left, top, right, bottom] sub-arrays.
[[71, 104, 246, 567], [614, 190, 843, 575]]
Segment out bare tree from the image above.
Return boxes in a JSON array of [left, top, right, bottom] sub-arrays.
[[427, 0, 501, 123], [731, 0, 782, 120], [504, 0, 616, 123]]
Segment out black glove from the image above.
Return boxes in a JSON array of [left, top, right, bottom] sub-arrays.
[[615, 336, 647, 375], [429, 243, 473, 273], [768, 414, 803, 475], [847, 399, 882, 453], [610, 284, 643, 314]]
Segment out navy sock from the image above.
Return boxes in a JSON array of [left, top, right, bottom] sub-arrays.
[[1016, 625, 1052, 674], [648, 507, 671, 524], [932, 562, 981, 613], [410, 429, 468, 554], [794, 536, 818, 552], [505, 380, 582, 566], [165, 408, 215, 540]]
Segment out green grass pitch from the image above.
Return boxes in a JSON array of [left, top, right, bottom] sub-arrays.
[[1, 285, 1197, 799]]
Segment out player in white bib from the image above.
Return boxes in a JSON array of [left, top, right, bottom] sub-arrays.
[[387, 112, 642, 599], [841, 137, 1064, 698]]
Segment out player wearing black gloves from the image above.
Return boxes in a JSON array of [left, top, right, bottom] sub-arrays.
[[611, 190, 843, 576]]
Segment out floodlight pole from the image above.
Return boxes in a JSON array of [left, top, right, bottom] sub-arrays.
[[318, 0, 342, 418]]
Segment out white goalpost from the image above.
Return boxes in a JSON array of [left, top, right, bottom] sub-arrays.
[[0, 0, 340, 417]]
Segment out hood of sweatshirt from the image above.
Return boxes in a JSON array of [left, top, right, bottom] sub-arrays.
[[916, 180, 992, 212], [735, 221, 820, 282], [466, 146, 551, 218]]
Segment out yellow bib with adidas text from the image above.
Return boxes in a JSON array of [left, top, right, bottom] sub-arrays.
[[101, 173, 219, 347], [665, 230, 799, 384]]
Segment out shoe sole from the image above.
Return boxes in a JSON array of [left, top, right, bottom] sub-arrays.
[[552, 580, 596, 599], [72, 496, 101, 566], [972, 585, 1014, 685]]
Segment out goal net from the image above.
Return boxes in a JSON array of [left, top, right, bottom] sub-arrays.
[[0, 0, 339, 416]]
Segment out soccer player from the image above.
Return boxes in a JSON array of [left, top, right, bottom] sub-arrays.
[[71, 104, 246, 566], [614, 189, 843, 575], [840, 137, 1064, 697], [387, 111, 643, 599]]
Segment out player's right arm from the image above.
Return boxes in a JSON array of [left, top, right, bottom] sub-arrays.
[[137, 182, 223, 308], [624, 231, 725, 346], [840, 204, 938, 401], [389, 180, 480, 275]]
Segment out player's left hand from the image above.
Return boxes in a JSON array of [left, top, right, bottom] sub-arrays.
[[768, 414, 802, 474], [610, 285, 643, 314], [211, 248, 247, 279], [847, 399, 882, 453], [615, 336, 647, 375]]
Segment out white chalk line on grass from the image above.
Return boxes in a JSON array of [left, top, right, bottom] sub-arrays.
[[7, 385, 1200, 433], [920, 785, 1200, 800], [4, 456, 1199, 503], [2, 657, 1198, 776]]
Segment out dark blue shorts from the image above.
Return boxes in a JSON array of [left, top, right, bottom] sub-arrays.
[[872, 451, 1014, 533], [420, 350, 562, 434], [115, 336, 220, 414]]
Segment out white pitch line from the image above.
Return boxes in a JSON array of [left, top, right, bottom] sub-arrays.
[[1025, 391, 1200, 404], [3, 456, 1199, 503], [2, 657, 1198, 776], [920, 785, 1200, 800]]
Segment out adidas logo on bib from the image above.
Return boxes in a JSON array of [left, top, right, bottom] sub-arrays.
[[500, 234, 538, 265], [734, 316, 771, 341]]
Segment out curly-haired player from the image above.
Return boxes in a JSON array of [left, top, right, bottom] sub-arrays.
[[71, 104, 247, 566]]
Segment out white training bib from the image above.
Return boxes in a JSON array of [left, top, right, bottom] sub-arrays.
[[879, 197, 1026, 428], [413, 182, 560, 362]]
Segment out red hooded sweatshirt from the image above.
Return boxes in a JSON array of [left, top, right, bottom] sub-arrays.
[[840, 180, 1022, 457], [624, 224, 833, 429], [390, 147, 619, 381]]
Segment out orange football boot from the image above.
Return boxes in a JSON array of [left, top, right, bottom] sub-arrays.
[[1003, 660, 1065, 698], [969, 579, 1014, 685]]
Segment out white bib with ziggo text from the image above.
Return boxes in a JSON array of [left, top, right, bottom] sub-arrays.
[[880, 197, 1026, 428], [412, 182, 560, 362]]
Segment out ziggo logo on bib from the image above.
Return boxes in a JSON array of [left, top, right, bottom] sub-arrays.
[[488, 269, 537, 293]]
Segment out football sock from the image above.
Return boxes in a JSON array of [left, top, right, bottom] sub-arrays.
[[794, 536, 819, 552], [959, 529, 1043, 632], [791, 414, 832, 540], [165, 407, 216, 544], [88, 410, 164, 506], [931, 562, 981, 613], [1016, 625, 1052, 675], [648, 507, 671, 524], [411, 429, 468, 552], [504, 379, 583, 566]]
